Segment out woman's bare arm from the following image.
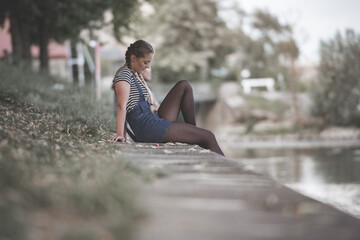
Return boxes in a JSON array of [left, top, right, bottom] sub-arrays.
[[111, 81, 130, 142]]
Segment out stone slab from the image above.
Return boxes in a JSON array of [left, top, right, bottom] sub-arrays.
[[116, 142, 360, 240]]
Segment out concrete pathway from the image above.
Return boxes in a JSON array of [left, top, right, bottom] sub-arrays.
[[117, 142, 360, 240]]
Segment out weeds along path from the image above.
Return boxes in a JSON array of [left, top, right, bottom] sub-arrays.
[[0, 66, 148, 239]]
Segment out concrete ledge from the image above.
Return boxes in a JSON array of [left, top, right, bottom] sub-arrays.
[[116, 142, 360, 240]]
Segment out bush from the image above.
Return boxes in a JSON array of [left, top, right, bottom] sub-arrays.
[[311, 29, 360, 126]]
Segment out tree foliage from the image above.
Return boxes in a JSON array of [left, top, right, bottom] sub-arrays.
[[0, 0, 140, 69], [138, 0, 234, 82], [311, 29, 360, 126], [234, 9, 299, 84]]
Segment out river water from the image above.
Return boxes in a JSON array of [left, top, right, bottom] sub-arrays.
[[225, 146, 360, 218]]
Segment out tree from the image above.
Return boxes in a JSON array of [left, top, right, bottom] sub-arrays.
[[311, 29, 360, 126], [230, 9, 301, 123], [0, 0, 141, 70], [139, 0, 233, 82], [240, 10, 299, 81], [0, 0, 35, 67]]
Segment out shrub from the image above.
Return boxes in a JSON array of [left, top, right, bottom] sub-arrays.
[[311, 29, 360, 126]]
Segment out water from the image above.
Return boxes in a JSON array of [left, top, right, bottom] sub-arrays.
[[226, 147, 360, 218]]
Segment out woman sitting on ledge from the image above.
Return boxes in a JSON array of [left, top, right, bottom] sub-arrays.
[[110, 39, 224, 156]]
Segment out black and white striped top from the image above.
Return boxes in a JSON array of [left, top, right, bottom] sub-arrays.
[[113, 67, 149, 112]]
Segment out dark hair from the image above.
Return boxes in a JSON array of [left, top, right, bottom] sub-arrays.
[[125, 40, 154, 68]]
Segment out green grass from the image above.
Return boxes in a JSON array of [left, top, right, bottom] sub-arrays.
[[0, 62, 149, 239]]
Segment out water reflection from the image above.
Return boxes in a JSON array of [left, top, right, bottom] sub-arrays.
[[227, 147, 360, 218]]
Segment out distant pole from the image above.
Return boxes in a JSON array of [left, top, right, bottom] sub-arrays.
[[289, 55, 300, 123], [94, 41, 101, 100], [76, 43, 85, 87], [288, 35, 301, 126], [65, 40, 73, 83]]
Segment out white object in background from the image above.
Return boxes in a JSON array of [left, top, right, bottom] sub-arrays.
[[241, 78, 275, 94]]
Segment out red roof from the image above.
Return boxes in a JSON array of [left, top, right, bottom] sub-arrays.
[[0, 18, 67, 59]]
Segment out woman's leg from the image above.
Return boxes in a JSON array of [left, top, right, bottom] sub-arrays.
[[162, 122, 224, 156], [157, 80, 196, 126]]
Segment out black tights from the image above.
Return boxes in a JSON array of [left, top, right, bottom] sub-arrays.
[[158, 80, 224, 156]]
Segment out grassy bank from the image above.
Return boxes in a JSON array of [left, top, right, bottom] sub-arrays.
[[0, 63, 149, 240]]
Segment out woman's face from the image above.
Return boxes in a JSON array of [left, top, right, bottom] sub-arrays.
[[131, 53, 153, 74]]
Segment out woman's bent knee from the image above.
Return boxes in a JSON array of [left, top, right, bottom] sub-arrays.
[[203, 130, 216, 143], [176, 80, 192, 90]]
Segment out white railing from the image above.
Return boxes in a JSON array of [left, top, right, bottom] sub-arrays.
[[241, 78, 275, 94]]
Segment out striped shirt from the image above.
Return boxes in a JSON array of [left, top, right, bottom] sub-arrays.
[[113, 67, 149, 112]]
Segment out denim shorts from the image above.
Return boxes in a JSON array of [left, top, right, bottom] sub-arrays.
[[126, 100, 172, 143]]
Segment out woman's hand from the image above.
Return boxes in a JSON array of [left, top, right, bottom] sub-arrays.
[[110, 135, 126, 143]]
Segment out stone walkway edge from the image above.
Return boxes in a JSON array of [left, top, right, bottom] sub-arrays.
[[117, 142, 360, 240]]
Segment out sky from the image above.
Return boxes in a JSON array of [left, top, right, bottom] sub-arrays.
[[220, 0, 360, 63]]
